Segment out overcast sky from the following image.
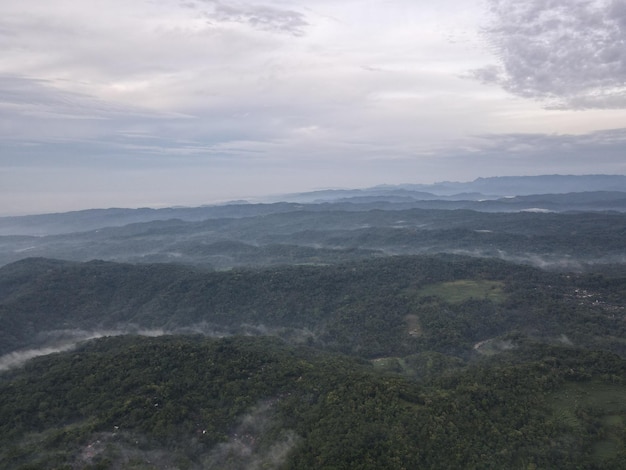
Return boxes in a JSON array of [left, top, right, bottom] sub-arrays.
[[2, 0, 626, 215]]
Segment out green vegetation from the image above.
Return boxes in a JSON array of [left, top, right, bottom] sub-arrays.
[[547, 381, 626, 465], [1, 336, 625, 469], [416, 279, 506, 304], [3, 203, 626, 269], [1, 254, 626, 468], [2, 185, 626, 468], [2, 254, 625, 359]]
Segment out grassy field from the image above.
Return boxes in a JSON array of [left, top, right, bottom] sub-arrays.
[[416, 280, 506, 304], [548, 380, 626, 464]]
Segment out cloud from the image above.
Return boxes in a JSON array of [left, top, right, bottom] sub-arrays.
[[472, 127, 626, 158], [193, 0, 309, 36], [0, 75, 186, 121], [0, 75, 209, 168], [472, 0, 626, 109], [2, 1, 625, 216], [403, 127, 626, 181]]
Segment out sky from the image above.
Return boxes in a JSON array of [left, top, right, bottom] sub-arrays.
[[1, 0, 626, 215]]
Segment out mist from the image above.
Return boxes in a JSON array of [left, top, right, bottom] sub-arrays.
[[0, 324, 318, 372], [0, 329, 165, 372], [203, 401, 299, 470]]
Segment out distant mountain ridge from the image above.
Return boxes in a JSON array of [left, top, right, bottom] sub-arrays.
[[284, 174, 626, 202], [1, 175, 626, 237], [398, 174, 626, 196]]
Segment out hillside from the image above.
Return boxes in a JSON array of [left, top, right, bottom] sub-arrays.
[[0, 253, 625, 468], [1, 176, 626, 469], [2, 208, 626, 269], [2, 175, 626, 237], [1, 255, 625, 362], [1, 335, 625, 469]]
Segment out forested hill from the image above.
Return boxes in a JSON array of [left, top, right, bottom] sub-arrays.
[[3, 176, 626, 468], [2, 255, 625, 360], [1, 334, 625, 469], [2, 207, 626, 269], [2, 174, 626, 237], [1, 254, 626, 468]]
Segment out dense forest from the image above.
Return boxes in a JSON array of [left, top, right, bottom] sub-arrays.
[[2, 194, 626, 270], [0, 252, 625, 468], [1, 335, 625, 469], [1, 255, 626, 359], [1, 180, 626, 468]]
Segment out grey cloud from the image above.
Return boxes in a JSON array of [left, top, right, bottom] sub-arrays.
[[0, 75, 214, 163], [0, 73, 330, 168], [478, 127, 626, 150], [414, 127, 626, 180], [0, 75, 186, 121], [198, 0, 308, 36], [0, 76, 85, 111], [0, 24, 16, 36], [459, 128, 626, 169], [472, 0, 626, 109]]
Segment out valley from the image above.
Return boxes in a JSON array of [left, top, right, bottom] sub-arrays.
[[1, 176, 626, 469]]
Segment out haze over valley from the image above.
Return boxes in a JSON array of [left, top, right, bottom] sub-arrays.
[[2, 174, 626, 468], [3, 0, 626, 468]]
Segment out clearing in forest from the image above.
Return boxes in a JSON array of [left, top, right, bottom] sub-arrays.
[[416, 280, 506, 304]]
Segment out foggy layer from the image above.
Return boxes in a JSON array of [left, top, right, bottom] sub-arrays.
[[0, 329, 163, 372], [0, 324, 316, 372]]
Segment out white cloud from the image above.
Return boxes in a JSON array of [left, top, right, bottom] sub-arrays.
[[195, 0, 309, 36]]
